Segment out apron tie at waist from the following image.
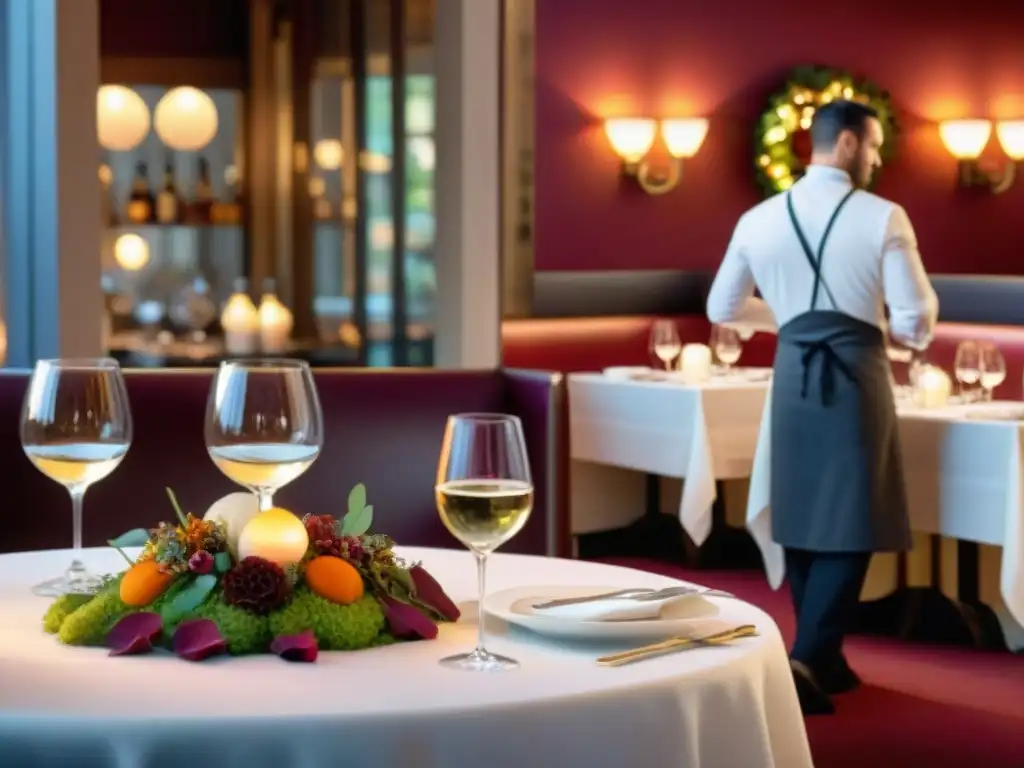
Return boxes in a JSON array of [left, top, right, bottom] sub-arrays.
[[797, 340, 859, 406]]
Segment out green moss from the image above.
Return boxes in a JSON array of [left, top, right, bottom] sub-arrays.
[[194, 598, 271, 655], [42, 593, 93, 634], [268, 587, 386, 651], [57, 590, 135, 646]]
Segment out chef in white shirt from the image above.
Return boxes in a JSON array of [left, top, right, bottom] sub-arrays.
[[706, 100, 938, 715]]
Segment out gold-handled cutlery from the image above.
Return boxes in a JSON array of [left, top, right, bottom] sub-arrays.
[[596, 624, 758, 667]]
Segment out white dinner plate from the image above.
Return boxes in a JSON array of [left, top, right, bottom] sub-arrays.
[[483, 585, 725, 641]]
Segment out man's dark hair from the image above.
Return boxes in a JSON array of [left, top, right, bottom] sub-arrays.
[[810, 100, 879, 150]]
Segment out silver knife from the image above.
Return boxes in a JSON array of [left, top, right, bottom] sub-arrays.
[[531, 588, 655, 610]]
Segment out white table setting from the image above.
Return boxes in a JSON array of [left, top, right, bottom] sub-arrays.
[[0, 545, 813, 768], [569, 355, 771, 541]]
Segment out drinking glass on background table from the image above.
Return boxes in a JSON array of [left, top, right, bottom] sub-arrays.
[[979, 343, 1006, 401], [435, 413, 533, 672], [649, 320, 681, 370], [711, 325, 742, 371], [21, 358, 132, 596], [954, 341, 981, 401], [205, 359, 323, 511]]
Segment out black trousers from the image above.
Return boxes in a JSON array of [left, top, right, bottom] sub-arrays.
[[785, 548, 871, 673]]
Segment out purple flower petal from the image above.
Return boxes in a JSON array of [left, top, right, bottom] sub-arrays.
[[270, 630, 319, 662], [409, 564, 461, 621], [172, 618, 228, 661], [107, 612, 163, 656], [381, 594, 438, 639]]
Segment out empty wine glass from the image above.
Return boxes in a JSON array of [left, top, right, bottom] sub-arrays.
[[954, 341, 981, 401], [979, 343, 1006, 402], [435, 413, 533, 672], [711, 325, 742, 372], [650, 320, 681, 371], [21, 359, 133, 596], [205, 359, 323, 511]]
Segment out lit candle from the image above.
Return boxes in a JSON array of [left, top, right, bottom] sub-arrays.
[[258, 290, 293, 354], [680, 343, 712, 383], [221, 282, 259, 355], [236, 507, 310, 566], [915, 365, 951, 408]]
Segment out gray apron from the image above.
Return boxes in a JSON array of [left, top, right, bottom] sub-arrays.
[[769, 190, 911, 553]]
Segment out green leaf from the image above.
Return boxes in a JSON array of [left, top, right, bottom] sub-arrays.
[[214, 552, 232, 573], [347, 483, 367, 518], [108, 528, 150, 548], [165, 488, 189, 527], [161, 574, 217, 625], [340, 505, 373, 537]]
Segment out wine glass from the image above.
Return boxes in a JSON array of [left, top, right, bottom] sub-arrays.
[[435, 413, 533, 672], [711, 325, 742, 372], [954, 341, 981, 401], [649, 320, 681, 371], [979, 343, 1006, 402], [205, 359, 323, 511], [21, 358, 133, 596]]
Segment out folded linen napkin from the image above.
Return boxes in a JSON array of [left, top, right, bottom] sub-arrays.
[[530, 591, 709, 623]]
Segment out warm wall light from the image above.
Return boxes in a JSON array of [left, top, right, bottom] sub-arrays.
[[996, 121, 1024, 160], [154, 87, 219, 151], [939, 119, 1022, 194], [96, 85, 150, 151], [604, 117, 708, 195]]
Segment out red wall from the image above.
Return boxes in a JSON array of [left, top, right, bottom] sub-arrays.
[[534, 0, 1024, 274]]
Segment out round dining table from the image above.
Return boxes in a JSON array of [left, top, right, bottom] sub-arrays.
[[0, 546, 813, 768]]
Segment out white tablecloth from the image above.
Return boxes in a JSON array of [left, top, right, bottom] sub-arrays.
[[0, 546, 812, 768], [569, 372, 769, 539], [747, 396, 1024, 629]]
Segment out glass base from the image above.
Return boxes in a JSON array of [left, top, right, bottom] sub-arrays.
[[439, 648, 519, 672], [31, 559, 104, 597]]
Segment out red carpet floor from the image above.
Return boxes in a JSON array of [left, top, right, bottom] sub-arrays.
[[599, 558, 1024, 768]]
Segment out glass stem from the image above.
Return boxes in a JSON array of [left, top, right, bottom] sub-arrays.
[[474, 551, 488, 655], [257, 490, 273, 512], [70, 487, 86, 552]]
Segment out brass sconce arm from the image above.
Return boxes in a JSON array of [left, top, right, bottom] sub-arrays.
[[940, 119, 1024, 195], [604, 117, 708, 195]]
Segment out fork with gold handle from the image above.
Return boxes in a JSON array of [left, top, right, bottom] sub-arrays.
[[596, 624, 758, 667]]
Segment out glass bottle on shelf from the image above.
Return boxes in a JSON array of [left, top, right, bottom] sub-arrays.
[[125, 162, 154, 224], [155, 154, 181, 225], [210, 166, 243, 226], [186, 157, 214, 225]]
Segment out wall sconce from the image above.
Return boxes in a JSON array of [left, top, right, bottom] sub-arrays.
[[939, 119, 1024, 194], [604, 117, 708, 195]]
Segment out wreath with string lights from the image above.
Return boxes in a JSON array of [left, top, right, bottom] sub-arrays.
[[754, 66, 898, 197]]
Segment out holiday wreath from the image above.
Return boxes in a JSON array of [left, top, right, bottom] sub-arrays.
[[42, 485, 460, 662], [754, 66, 898, 197]]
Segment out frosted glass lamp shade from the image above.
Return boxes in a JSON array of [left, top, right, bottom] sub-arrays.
[[113, 233, 150, 271], [154, 87, 219, 151], [97, 85, 150, 151]]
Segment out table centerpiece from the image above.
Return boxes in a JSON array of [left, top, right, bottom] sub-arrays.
[[41, 483, 460, 662]]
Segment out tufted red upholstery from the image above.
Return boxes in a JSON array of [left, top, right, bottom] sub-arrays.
[[502, 316, 1024, 400], [502, 315, 776, 372]]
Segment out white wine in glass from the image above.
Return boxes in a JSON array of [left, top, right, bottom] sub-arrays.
[[205, 359, 323, 510], [21, 358, 132, 596], [435, 413, 533, 672]]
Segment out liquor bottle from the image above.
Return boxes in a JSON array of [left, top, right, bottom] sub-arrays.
[[186, 157, 214, 225], [210, 166, 243, 225], [155, 154, 181, 224], [125, 162, 154, 224]]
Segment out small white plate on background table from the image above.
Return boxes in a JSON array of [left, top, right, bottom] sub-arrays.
[[483, 585, 729, 642]]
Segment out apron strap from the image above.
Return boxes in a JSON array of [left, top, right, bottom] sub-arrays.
[[786, 188, 857, 311]]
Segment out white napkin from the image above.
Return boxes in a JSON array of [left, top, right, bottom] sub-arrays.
[[531, 593, 699, 623]]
